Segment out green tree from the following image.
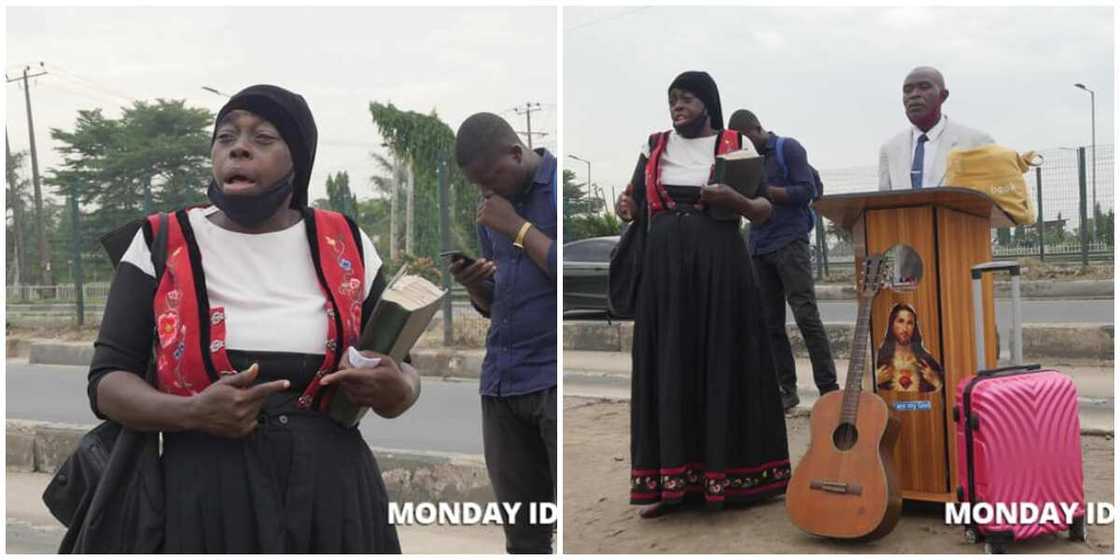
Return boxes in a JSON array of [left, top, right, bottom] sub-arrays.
[[369, 102, 479, 262], [325, 171, 358, 217], [563, 169, 615, 242], [6, 146, 30, 285], [47, 99, 213, 277], [568, 213, 623, 241]]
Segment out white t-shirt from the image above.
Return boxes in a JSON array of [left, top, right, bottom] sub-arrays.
[[120, 206, 382, 354], [640, 131, 759, 186]]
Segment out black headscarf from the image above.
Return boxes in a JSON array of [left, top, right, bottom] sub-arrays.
[[212, 84, 318, 208], [668, 71, 724, 131]]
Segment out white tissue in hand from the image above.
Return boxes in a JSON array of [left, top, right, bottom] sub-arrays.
[[347, 346, 382, 369]]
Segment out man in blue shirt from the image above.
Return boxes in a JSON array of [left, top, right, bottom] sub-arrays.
[[730, 109, 838, 412], [451, 112, 556, 553]]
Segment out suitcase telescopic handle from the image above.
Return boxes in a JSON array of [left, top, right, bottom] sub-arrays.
[[971, 261, 1024, 367], [976, 364, 1041, 378]]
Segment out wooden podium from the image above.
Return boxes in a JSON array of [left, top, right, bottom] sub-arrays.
[[815, 187, 1013, 503]]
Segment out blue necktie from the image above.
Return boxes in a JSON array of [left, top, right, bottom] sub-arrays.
[[911, 134, 929, 189]]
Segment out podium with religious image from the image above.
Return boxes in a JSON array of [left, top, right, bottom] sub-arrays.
[[815, 187, 1012, 503]]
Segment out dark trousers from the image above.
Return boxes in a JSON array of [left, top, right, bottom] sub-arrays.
[[753, 238, 839, 395], [481, 387, 556, 554]]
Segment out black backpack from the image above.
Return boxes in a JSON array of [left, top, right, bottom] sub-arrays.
[[43, 213, 169, 553]]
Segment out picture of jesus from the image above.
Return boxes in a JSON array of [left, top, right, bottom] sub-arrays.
[[875, 303, 944, 393]]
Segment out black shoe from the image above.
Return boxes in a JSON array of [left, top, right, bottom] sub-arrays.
[[819, 386, 840, 397], [781, 390, 800, 412]]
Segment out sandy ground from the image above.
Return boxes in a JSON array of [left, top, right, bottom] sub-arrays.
[[562, 397, 1114, 555]]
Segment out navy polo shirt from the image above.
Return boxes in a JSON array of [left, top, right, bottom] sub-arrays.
[[749, 133, 817, 256], [476, 148, 557, 397]]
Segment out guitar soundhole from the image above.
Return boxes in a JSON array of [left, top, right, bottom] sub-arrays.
[[832, 423, 859, 451]]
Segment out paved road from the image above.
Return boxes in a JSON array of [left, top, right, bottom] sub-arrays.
[[563, 351, 1115, 433], [6, 360, 485, 456], [813, 299, 1113, 325], [567, 299, 1114, 325]]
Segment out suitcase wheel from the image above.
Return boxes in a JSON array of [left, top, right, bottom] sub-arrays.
[[952, 405, 960, 423], [1069, 516, 1088, 542], [956, 486, 964, 502], [964, 528, 979, 544], [969, 414, 980, 430], [985, 542, 1007, 554]]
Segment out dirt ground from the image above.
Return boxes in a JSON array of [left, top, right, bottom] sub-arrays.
[[563, 397, 1114, 555]]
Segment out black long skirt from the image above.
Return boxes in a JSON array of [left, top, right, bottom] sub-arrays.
[[161, 351, 401, 553], [629, 204, 791, 507]]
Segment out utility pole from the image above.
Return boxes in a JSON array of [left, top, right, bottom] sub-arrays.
[[7, 63, 52, 285], [438, 160, 453, 347], [6, 130, 24, 289], [513, 102, 544, 149], [389, 152, 400, 262], [405, 156, 415, 255]]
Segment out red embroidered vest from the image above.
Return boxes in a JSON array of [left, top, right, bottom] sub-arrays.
[[147, 207, 364, 413], [642, 129, 741, 216]]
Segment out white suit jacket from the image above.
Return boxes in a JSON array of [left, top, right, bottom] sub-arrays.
[[878, 119, 995, 191]]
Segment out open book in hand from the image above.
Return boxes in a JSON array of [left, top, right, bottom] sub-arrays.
[[709, 149, 766, 221], [328, 267, 448, 427]]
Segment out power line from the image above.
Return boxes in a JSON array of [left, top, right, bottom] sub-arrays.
[[5, 63, 53, 285], [564, 7, 650, 32], [513, 101, 544, 149], [47, 63, 136, 103]]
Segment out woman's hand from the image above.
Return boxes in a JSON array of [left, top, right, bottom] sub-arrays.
[[699, 183, 742, 208], [701, 183, 771, 223], [187, 364, 290, 438], [616, 193, 636, 222], [320, 350, 420, 419]]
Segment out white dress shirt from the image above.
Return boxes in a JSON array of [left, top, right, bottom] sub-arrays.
[[911, 115, 947, 188]]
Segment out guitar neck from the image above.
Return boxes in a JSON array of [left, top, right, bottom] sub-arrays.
[[840, 292, 875, 424]]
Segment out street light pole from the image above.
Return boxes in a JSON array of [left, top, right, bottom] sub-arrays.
[[568, 154, 594, 211], [201, 86, 230, 98], [1074, 83, 1096, 214]]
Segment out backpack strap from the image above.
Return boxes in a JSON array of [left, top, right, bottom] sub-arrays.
[[774, 136, 789, 182]]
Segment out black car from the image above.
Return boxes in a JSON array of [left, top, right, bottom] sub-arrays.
[[562, 235, 619, 316]]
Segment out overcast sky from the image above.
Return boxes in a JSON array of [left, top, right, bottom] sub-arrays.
[[565, 6, 1114, 206], [6, 6, 556, 204]]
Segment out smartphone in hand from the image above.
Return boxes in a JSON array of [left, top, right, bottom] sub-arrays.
[[439, 250, 476, 267]]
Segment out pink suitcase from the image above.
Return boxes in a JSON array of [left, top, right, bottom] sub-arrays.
[[953, 262, 1087, 553]]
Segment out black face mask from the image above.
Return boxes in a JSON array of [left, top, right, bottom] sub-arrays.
[[673, 108, 710, 138], [207, 172, 295, 228]]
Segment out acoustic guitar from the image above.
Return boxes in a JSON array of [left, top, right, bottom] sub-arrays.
[[786, 255, 902, 540]]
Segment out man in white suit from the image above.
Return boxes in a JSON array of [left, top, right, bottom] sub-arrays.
[[879, 66, 994, 190]]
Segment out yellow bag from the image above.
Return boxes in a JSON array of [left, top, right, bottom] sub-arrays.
[[944, 145, 1041, 225]]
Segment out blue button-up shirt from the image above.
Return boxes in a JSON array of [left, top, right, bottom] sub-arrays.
[[749, 133, 817, 256], [476, 148, 557, 397]]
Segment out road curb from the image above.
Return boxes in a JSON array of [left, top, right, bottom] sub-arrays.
[[563, 396, 1114, 437], [6, 419, 494, 504], [564, 321, 1115, 363]]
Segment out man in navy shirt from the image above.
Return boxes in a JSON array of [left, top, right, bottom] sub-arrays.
[[452, 112, 556, 553], [730, 109, 838, 411]]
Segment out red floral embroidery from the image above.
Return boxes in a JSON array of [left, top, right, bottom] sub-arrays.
[[630, 460, 791, 504], [644, 129, 740, 217], [157, 312, 179, 348]]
